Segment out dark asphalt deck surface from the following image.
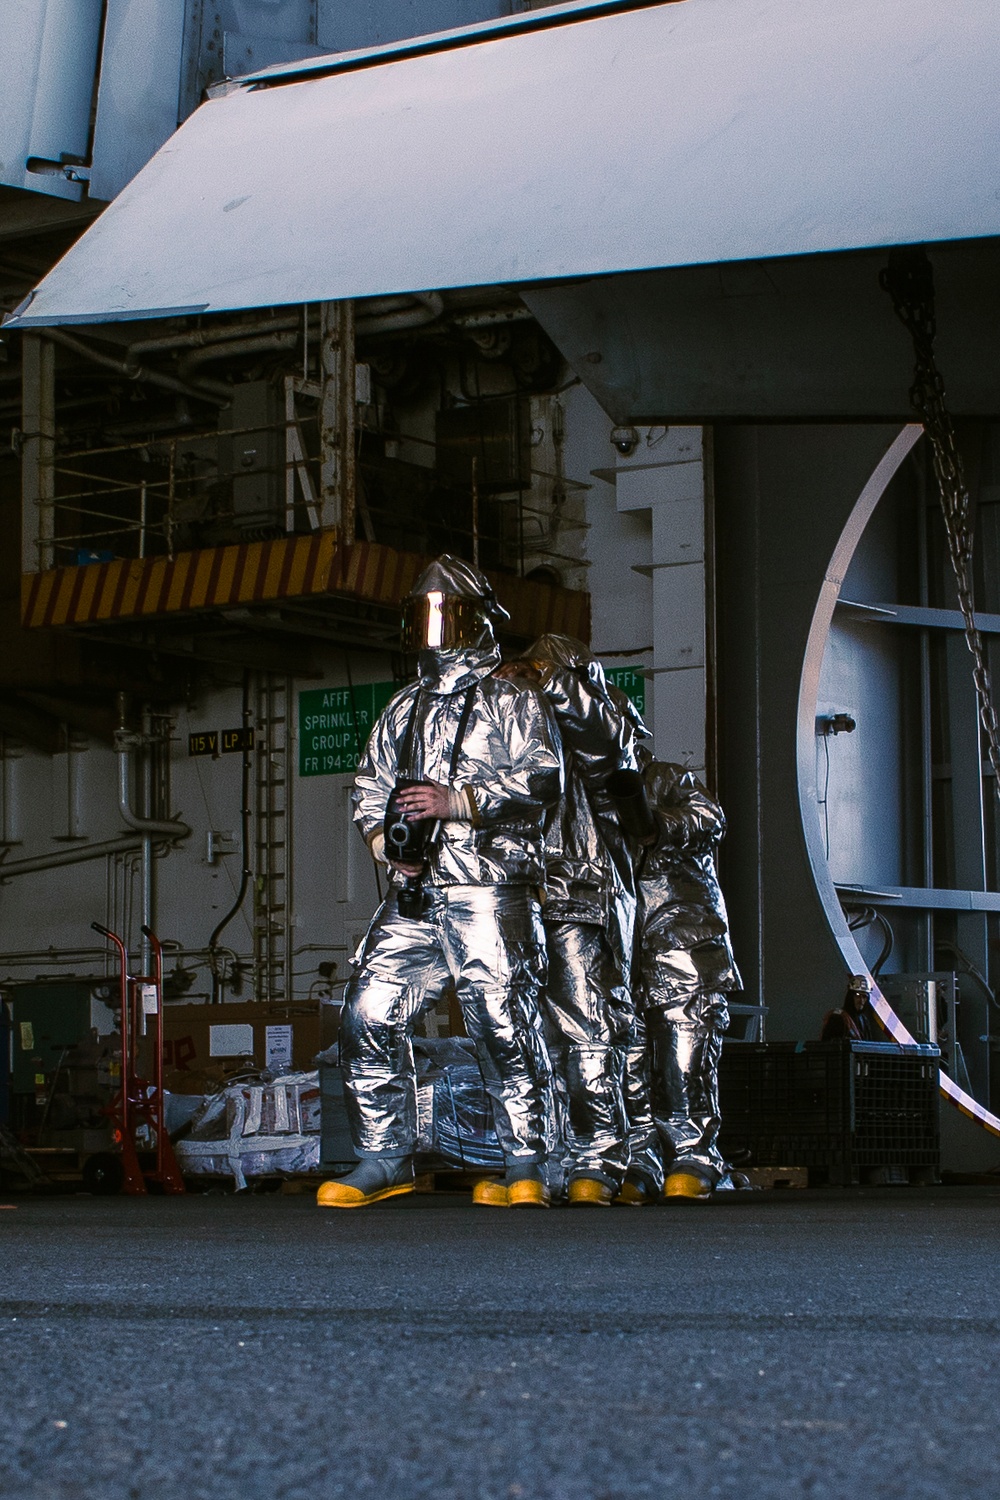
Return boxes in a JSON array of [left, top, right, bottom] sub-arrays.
[[1, 1186, 999, 1500]]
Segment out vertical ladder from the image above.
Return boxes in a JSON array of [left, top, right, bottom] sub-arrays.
[[254, 673, 293, 1001]]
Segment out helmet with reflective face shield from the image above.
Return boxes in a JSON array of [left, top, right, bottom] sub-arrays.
[[401, 554, 509, 652], [401, 590, 493, 651]]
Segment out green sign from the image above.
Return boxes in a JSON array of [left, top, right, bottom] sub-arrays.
[[299, 682, 396, 777], [605, 666, 646, 716], [300, 667, 642, 778]]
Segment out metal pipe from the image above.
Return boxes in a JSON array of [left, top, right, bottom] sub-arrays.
[[0, 942, 244, 969], [319, 301, 355, 536], [99, 411, 199, 441], [0, 945, 122, 963], [92, 922, 133, 1168], [451, 307, 533, 330], [356, 292, 443, 337], [0, 836, 142, 879], [207, 671, 253, 1002], [116, 749, 189, 839], [43, 327, 232, 405], [114, 695, 188, 974], [355, 295, 410, 316], [140, 706, 153, 975], [115, 694, 190, 839], [141, 924, 166, 1179], [159, 943, 243, 974], [178, 331, 297, 377], [21, 333, 55, 571], [918, 461, 935, 971], [128, 316, 300, 357]]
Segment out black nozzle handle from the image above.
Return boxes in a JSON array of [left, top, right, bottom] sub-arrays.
[[384, 780, 436, 864], [91, 921, 113, 939]]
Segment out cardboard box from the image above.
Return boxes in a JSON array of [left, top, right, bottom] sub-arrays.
[[162, 1001, 330, 1093]]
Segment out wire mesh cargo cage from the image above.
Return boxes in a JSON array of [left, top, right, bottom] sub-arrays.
[[718, 1041, 940, 1180]]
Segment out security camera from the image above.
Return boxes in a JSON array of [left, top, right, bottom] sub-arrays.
[[816, 713, 857, 736], [610, 425, 639, 456]]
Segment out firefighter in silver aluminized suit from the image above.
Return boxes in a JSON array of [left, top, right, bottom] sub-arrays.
[[316, 556, 563, 1210], [499, 635, 662, 1207], [634, 760, 742, 1200]]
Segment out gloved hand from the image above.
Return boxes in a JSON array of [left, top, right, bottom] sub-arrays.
[[392, 780, 476, 822]]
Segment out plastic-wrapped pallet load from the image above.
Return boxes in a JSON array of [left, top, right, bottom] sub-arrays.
[[179, 1042, 506, 1188], [175, 1071, 321, 1190], [320, 1037, 506, 1177], [414, 1038, 505, 1172]]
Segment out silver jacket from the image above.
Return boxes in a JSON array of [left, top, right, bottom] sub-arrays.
[[353, 645, 564, 888], [528, 636, 647, 945], [636, 762, 742, 999]]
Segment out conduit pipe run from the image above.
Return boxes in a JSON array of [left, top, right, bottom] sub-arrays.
[[179, 329, 298, 376], [207, 671, 253, 1003], [450, 306, 534, 330], [116, 695, 190, 968], [356, 292, 443, 337], [44, 327, 232, 405], [128, 315, 300, 357], [0, 837, 143, 879], [116, 744, 190, 842]]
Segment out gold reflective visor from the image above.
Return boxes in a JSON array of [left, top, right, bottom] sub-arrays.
[[401, 591, 486, 651]]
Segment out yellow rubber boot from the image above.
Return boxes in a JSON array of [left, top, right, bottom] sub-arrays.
[[316, 1179, 414, 1209], [567, 1175, 614, 1207], [507, 1178, 550, 1209], [664, 1170, 713, 1202], [316, 1158, 414, 1209], [472, 1179, 509, 1207], [614, 1178, 654, 1207]]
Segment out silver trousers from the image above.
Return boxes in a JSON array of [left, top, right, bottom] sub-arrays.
[[646, 990, 730, 1183], [542, 921, 630, 1186], [340, 884, 552, 1163], [620, 1012, 666, 1194]]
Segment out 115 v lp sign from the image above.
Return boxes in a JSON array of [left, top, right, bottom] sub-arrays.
[[189, 727, 255, 758], [299, 683, 396, 776]]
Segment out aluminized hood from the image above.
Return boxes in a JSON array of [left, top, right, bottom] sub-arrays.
[[5, 0, 1000, 329]]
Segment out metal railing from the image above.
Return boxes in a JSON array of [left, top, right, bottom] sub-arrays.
[[24, 406, 590, 580]]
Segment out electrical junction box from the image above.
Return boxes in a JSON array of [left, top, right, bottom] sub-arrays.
[[218, 381, 284, 533], [435, 397, 530, 494], [878, 974, 941, 1047], [5, 980, 116, 1095], [879, 972, 968, 1089], [879, 972, 958, 1054]]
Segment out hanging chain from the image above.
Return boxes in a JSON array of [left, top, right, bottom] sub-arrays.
[[880, 247, 1000, 797]]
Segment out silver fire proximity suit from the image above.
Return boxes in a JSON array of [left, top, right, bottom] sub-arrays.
[[634, 761, 742, 1188], [522, 634, 656, 1194], [340, 567, 563, 1173]]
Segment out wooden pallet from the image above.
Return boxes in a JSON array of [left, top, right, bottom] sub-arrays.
[[744, 1166, 808, 1190]]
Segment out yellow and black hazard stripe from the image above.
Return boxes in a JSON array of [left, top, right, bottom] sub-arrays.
[[22, 533, 338, 629], [21, 535, 590, 642]]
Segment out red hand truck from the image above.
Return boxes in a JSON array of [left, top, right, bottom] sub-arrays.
[[91, 921, 186, 1195]]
